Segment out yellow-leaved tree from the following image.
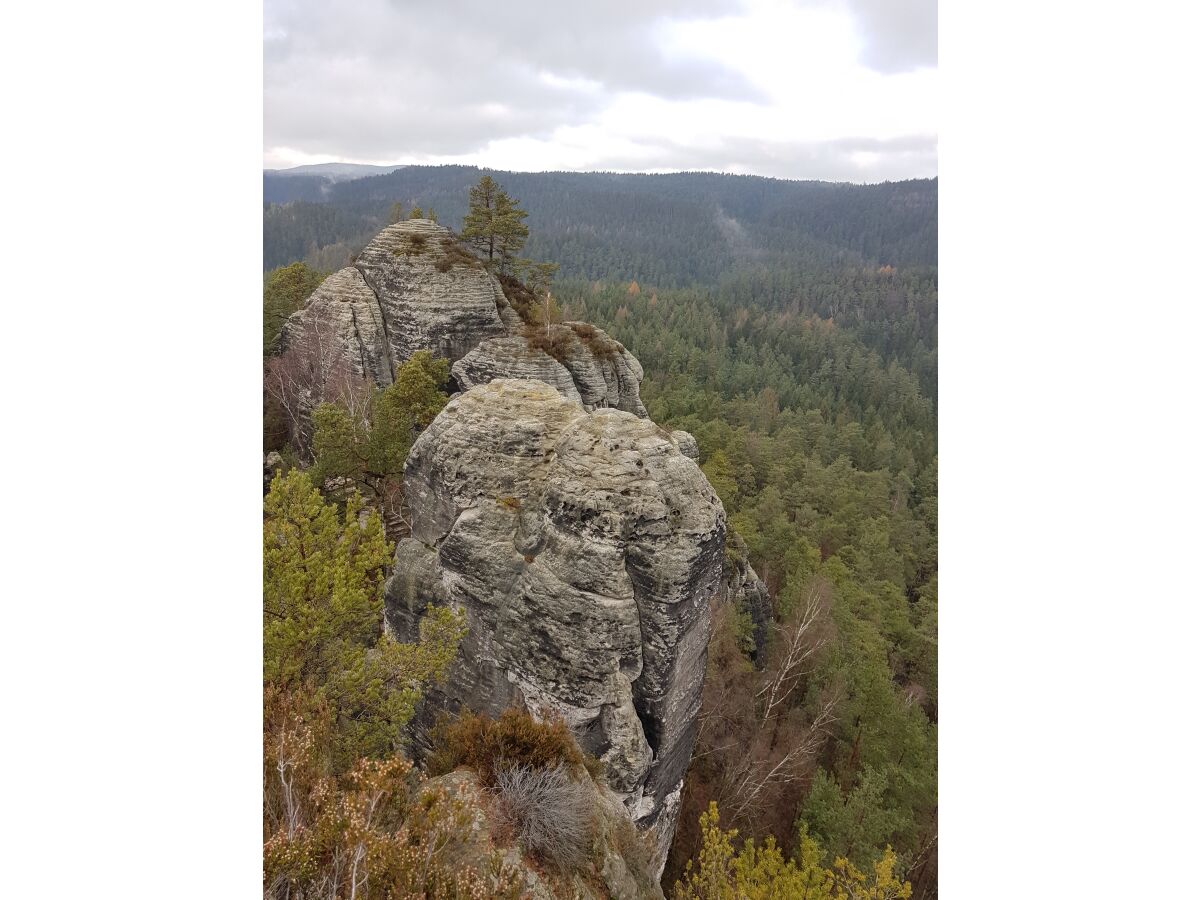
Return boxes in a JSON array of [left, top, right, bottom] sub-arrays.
[[674, 802, 911, 900]]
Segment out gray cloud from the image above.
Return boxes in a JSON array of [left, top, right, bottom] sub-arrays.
[[264, 0, 936, 179], [843, 0, 937, 73], [578, 134, 939, 182], [265, 0, 761, 159]]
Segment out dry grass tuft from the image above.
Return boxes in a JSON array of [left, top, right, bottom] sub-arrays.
[[393, 232, 429, 257], [492, 763, 596, 871]]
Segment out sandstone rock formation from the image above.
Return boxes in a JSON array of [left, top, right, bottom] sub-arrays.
[[279, 220, 646, 422], [278, 220, 747, 872], [384, 380, 726, 871], [451, 329, 648, 417]]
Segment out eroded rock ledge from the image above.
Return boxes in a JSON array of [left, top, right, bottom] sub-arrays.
[[383, 380, 726, 870]]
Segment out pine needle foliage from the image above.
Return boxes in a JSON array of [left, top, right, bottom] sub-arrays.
[[263, 469, 466, 766], [674, 802, 911, 900]]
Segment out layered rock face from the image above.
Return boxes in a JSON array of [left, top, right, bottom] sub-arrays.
[[452, 331, 648, 417], [281, 266, 396, 386], [279, 220, 646, 417], [384, 380, 726, 869], [355, 219, 509, 364]]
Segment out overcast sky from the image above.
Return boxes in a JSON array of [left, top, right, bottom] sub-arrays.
[[264, 0, 936, 182]]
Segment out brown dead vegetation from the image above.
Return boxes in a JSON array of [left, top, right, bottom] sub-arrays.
[[435, 235, 485, 273], [522, 323, 576, 362], [498, 273, 545, 325], [566, 322, 621, 360]]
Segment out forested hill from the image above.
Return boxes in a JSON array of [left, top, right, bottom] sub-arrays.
[[263, 182, 939, 894], [264, 165, 937, 280]]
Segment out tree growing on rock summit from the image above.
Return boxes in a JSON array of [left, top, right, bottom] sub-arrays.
[[462, 174, 529, 273]]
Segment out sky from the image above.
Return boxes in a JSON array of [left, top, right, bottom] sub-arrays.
[[264, 0, 936, 182]]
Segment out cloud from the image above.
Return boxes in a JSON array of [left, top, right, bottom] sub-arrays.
[[263, 0, 937, 180], [843, 0, 937, 73], [480, 132, 939, 182], [265, 0, 761, 160]]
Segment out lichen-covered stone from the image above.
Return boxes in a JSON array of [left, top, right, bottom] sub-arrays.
[[558, 326, 648, 417], [385, 380, 725, 871], [670, 430, 700, 462]]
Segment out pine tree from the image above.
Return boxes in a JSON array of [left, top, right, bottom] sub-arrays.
[[462, 175, 529, 271], [263, 468, 466, 765], [263, 262, 325, 353]]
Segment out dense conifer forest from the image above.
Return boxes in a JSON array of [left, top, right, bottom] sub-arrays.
[[264, 169, 937, 897]]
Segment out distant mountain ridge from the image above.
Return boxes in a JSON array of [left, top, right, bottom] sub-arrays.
[[264, 165, 937, 284], [265, 162, 406, 181]]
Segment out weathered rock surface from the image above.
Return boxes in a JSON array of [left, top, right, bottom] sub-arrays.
[[279, 265, 395, 385], [385, 380, 725, 871], [452, 336, 584, 406], [452, 326, 648, 417], [557, 328, 648, 417], [355, 220, 509, 364], [279, 220, 646, 418], [669, 430, 699, 462]]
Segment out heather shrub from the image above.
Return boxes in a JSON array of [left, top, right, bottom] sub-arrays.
[[567, 321, 621, 359], [427, 707, 602, 784], [523, 323, 576, 362], [498, 272, 540, 323], [435, 236, 484, 273], [492, 763, 596, 871], [264, 723, 524, 900]]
